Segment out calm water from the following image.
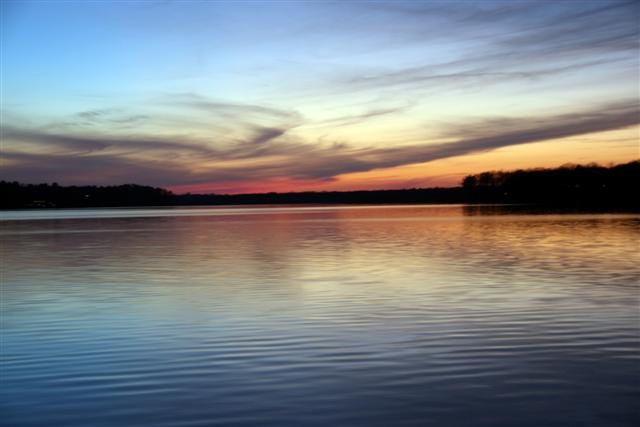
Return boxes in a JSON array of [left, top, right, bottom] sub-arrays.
[[1, 205, 639, 426]]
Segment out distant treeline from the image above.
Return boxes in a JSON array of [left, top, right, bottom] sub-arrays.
[[0, 183, 173, 209], [1, 160, 638, 209], [461, 160, 638, 207], [173, 187, 463, 206]]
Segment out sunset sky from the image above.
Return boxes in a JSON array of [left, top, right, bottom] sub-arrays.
[[1, 0, 638, 194]]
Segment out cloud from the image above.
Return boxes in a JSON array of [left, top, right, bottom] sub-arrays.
[[304, 99, 640, 178], [316, 104, 414, 127], [1, 126, 218, 156], [342, 59, 621, 92], [227, 98, 640, 180], [168, 92, 303, 124], [248, 126, 289, 145], [75, 109, 150, 127], [2, 99, 637, 188], [0, 150, 197, 186], [372, 0, 639, 56], [77, 109, 116, 120], [2, 127, 110, 153], [1, 94, 302, 160], [331, 1, 639, 94]]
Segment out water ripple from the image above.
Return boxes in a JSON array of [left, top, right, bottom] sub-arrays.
[[2, 206, 639, 426]]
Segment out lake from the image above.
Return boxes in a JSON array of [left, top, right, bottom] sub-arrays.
[[1, 205, 638, 426]]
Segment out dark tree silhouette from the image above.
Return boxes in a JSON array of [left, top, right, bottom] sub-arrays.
[[0, 182, 173, 209], [1, 160, 637, 209], [461, 160, 639, 207]]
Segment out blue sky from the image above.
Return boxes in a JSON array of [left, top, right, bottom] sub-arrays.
[[1, 0, 638, 193]]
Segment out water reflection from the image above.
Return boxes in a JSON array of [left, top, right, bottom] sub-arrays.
[[2, 205, 639, 426]]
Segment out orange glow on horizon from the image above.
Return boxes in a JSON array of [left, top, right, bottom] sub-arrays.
[[168, 126, 639, 195]]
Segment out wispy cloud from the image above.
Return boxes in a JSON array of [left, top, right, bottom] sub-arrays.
[[1, 150, 198, 185], [316, 104, 414, 127], [331, 1, 639, 94], [3, 99, 637, 188], [247, 126, 289, 145], [75, 109, 149, 126], [168, 92, 303, 124], [342, 59, 622, 93], [2, 126, 217, 156]]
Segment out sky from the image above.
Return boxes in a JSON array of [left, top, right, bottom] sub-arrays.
[[1, 0, 638, 194]]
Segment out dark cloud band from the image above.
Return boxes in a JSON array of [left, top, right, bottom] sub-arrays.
[[2, 99, 637, 188]]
